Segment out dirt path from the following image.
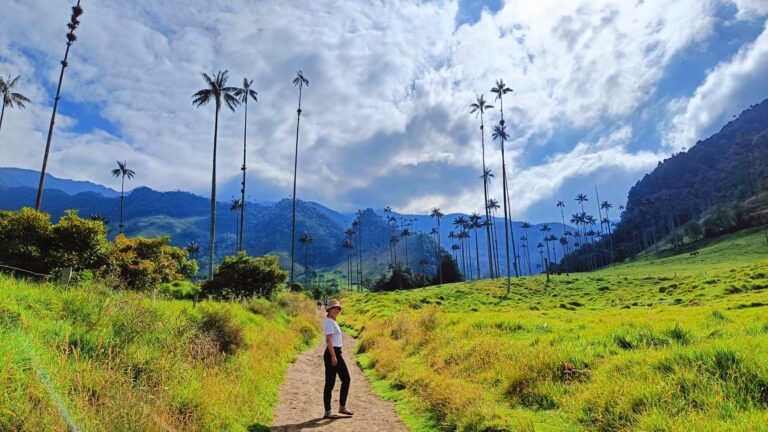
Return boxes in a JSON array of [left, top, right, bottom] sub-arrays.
[[271, 316, 408, 432]]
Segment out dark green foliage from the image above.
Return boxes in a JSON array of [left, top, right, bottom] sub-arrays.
[[110, 234, 197, 291], [562, 100, 768, 269], [371, 264, 430, 292], [202, 252, 286, 299], [0, 208, 196, 289], [0, 207, 54, 274], [430, 255, 464, 285]]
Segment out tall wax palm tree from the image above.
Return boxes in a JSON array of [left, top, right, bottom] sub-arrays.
[[289, 70, 309, 286], [342, 238, 354, 290], [491, 79, 520, 279], [540, 224, 552, 274], [356, 209, 364, 289], [36, 2, 84, 210], [470, 94, 495, 279], [430, 207, 444, 284], [185, 240, 201, 259], [192, 70, 239, 279], [111, 161, 135, 234], [230, 198, 242, 251], [492, 123, 514, 296], [401, 228, 412, 269], [232, 78, 258, 251], [575, 193, 588, 213], [453, 216, 468, 277], [487, 198, 501, 277], [520, 222, 533, 275], [352, 218, 362, 287], [537, 242, 545, 271], [556, 200, 568, 254], [460, 230, 472, 279], [0, 75, 31, 135], [601, 200, 615, 263], [388, 215, 399, 265], [469, 213, 482, 279], [299, 232, 313, 287]]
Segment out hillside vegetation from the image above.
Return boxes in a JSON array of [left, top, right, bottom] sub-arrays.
[[339, 228, 768, 431], [0, 276, 318, 431]]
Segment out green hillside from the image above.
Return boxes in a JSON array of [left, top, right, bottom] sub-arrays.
[[338, 228, 768, 431], [0, 276, 318, 431]]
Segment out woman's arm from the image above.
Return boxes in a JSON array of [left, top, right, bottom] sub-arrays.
[[326, 334, 337, 366]]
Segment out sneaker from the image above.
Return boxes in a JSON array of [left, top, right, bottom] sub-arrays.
[[339, 407, 354, 415]]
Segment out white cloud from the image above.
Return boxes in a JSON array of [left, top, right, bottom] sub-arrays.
[[663, 22, 768, 151], [0, 0, 764, 217]]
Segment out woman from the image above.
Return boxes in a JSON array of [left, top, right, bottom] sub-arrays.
[[323, 299, 354, 419]]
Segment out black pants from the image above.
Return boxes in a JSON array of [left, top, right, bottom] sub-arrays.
[[323, 346, 350, 411]]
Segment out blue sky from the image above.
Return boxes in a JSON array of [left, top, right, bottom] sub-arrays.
[[1, 0, 767, 224]]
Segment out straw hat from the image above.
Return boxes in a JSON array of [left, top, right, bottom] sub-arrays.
[[326, 299, 342, 311]]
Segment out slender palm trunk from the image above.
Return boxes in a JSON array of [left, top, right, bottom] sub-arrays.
[[437, 220, 443, 284], [208, 108, 220, 280], [479, 113, 494, 279], [290, 86, 303, 285], [36, 39, 75, 211], [504, 178, 520, 277], [357, 225, 363, 290], [119, 175, 125, 233], [239, 99, 248, 251], [492, 211, 501, 277], [500, 145, 513, 296], [304, 244, 309, 287], [0, 103, 5, 132], [404, 236, 410, 268], [474, 227, 481, 280]]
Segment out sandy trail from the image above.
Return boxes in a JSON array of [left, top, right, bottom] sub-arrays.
[[271, 314, 408, 432]]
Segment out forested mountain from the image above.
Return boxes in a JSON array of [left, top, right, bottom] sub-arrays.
[[607, 99, 768, 261], [0, 170, 568, 279]]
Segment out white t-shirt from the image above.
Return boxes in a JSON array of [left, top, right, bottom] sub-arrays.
[[324, 318, 343, 348]]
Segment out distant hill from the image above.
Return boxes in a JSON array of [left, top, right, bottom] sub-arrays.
[[0, 170, 573, 278], [611, 99, 768, 259], [0, 167, 120, 197]]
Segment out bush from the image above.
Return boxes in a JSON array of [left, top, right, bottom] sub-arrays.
[[159, 280, 200, 300], [372, 264, 430, 292], [0, 208, 54, 275], [110, 235, 197, 291], [429, 255, 464, 285], [196, 308, 246, 356], [202, 252, 286, 299]]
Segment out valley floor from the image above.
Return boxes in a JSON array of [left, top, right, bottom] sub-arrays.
[[338, 228, 768, 431]]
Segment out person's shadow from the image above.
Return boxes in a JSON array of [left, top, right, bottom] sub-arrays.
[[264, 416, 351, 431]]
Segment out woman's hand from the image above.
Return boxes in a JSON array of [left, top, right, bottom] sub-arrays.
[[331, 355, 338, 367]]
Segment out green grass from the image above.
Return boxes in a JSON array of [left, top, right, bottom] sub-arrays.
[[338, 228, 768, 431], [0, 275, 318, 431]]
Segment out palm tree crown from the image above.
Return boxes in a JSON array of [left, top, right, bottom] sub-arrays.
[[0, 75, 31, 110], [193, 71, 239, 112]]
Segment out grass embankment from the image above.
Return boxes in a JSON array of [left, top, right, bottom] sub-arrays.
[[0, 276, 318, 431], [340, 228, 768, 431]]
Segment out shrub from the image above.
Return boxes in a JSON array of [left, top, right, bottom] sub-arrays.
[[196, 308, 246, 356], [202, 252, 286, 299], [110, 235, 197, 291], [0, 208, 53, 274], [160, 280, 200, 300], [49, 210, 112, 274]]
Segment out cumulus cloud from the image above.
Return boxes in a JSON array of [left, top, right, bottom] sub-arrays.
[[662, 22, 768, 151], [0, 0, 765, 218]]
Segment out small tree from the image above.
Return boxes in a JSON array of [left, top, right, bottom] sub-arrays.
[[110, 235, 197, 291], [429, 255, 463, 285], [202, 252, 286, 299]]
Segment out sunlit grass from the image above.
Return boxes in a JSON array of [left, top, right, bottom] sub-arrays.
[[0, 275, 318, 431], [340, 228, 768, 431]]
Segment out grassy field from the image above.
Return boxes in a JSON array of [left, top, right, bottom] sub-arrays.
[[0, 276, 318, 431], [339, 228, 768, 431]]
